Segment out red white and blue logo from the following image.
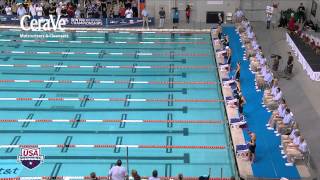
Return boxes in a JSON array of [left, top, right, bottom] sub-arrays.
[[17, 148, 44, 169]]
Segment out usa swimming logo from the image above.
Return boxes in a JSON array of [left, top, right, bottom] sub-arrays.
[[17, 148, 44, 169]]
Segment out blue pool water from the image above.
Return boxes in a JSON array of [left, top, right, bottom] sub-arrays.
[[0, 30, 236, 178]]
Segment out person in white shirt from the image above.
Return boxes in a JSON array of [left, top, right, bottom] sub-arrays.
[[281, 130, 300, 151], [125, 7, 133, 18], [276, 108, 293, 135], [284, 137, 307, 166], [142, 8, 149, 29], [29, 4, 36, 17], [74, 7, 80, 18], [35, 4, 43, 17], [17, 4, 26, 18], [108, 160, 127, 180], [5, 4, 12, 15], [56, 3, 62, 17], [148, 170, 160, 180], [265, 87, 282, 111]]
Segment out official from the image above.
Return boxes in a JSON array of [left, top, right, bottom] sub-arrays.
[[286, 52, 294, 75]]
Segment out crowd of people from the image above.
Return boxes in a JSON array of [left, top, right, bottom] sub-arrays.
[[0, 0, 140, 18], [233, 15, 309, 166], [87, 160, 217, 180]]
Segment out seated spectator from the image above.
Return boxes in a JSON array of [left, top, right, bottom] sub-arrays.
[[148, 170, 160, 180], [264, 87, 282, 110], [275, 108, 294, 135], [283, 137, 308, 166], [263, 78, 279, 102], [90, 172, 99, 180], [266, 98, 286, 129], [281, 130, 300, 151], [177, 173, 183, 180], [280, 122, 299, 147], [131, 169, 141, 180]]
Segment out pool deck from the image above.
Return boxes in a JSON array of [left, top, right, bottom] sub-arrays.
[[211, 30, 253, 179]]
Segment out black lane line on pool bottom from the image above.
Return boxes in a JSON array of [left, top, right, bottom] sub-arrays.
[[119, 114, 127, 128], [2, 72, 187, 77], [54, 62, 63, 72], [128, 78, 134, 89], [124, 95, 131, 107], [87, 78, 95, 89], [5, 136, 21, 153], [93, 63, 101, 72], [0, 107, 188, 113], [0, 154, 190, 163], [166, 136, 173, 153], [167, 113, 173, 128], [0, 57, 10, 61], [21, 113, 34, 128], [0, 88, 187, 94], [165, 164, 172, 177], [114, 136, 123, 153], [1, 129, 188, 135], [80, 95, 89, 107], [22, 45, 185, 51], [12, 58, 187, 64], [34, 94, 46, 107], [45, 77, 55, 89], [71, 114, 81, 128], [61, 136, 73, 153], [132, 64, 137, 73], [50, 163, 62, 179]]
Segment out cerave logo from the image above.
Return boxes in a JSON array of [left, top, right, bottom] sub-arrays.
[[17, 148, 44, 169], [20, 15, 67, 31]]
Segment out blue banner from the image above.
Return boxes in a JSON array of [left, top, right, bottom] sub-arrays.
[[106, 17, 154, 27]]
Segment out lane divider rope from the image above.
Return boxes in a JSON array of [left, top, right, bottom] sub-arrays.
[[0, 144, 226, 149], [0, 79, 219, 85], [0, 39, 208, 44], [0, 51, 209, 56], [0, 97, 224, 102], [0, 64, 212, 69], [0, 119, 224, 124]]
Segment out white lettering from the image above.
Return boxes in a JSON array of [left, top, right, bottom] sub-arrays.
[[20, 15, 66, 31], [20, 15, 30, 31]]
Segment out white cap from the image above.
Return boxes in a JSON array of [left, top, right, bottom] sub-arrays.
[[226, 46, 230, 49]]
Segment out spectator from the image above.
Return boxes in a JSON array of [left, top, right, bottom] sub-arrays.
[[142, 8, 149, 29], [90, 172, 99, 180], [131, 169, 141, 180], [178, 173, 183, 180], [159, 7, 165, 28], [56, 3, 62, 17], [185, 5, 191, 24], [148, 170, 160, 180], [297, 2, 305, 22], [29, 3, 36, 17], [108, 160, 127, 180], [113, 3, 119, 18], [36, 3, 43, 17], [284, 137, 307, 166], [125, 6, 133, 18], [75, 6, 81, 18], [5, 4, 12, 16], [49, 3, 56, 16], [131, 0, 138, 17], [288, 13, 295, 32], [266, 12, 272, 29], [17, 4, 26, 18], [119, 4, 126, 18], [11, 3, 17, 15], [172, 7, 179, 29], [67, 3, 75, 17]]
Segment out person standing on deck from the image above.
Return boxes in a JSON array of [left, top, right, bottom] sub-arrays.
[[109, 160, 127, 180]]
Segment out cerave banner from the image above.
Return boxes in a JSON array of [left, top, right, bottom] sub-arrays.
[[0, 15, 154, 28], [106, 17, 154, 27], [64, 18, 104, 27]]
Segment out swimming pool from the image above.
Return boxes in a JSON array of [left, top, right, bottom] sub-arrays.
[[0, 30, 236, 178]]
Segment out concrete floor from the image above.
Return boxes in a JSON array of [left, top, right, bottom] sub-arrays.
[[251, 21, 320, 179]]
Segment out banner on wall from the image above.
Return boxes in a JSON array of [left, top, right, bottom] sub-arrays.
[[0, 16, 154, 28]]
